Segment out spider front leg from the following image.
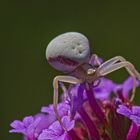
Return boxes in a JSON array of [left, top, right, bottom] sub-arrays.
[[53, 75, 82, 130], [93, 55, 136, 94], [98, 56, 136, 91], [97, 57, 140, 101], [98, 56, 125, 68], [98, 56, 140, 80]]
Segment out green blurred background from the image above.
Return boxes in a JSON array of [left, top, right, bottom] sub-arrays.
[[1, 0, 140, 139]]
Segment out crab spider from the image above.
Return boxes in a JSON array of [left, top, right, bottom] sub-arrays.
[[46, 32, 140, 130]]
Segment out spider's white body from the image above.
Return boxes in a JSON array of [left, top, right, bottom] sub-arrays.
[[46, 32, 90, 72]]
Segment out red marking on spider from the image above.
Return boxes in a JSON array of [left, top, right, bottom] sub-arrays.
[[48, 56, 79, 66]]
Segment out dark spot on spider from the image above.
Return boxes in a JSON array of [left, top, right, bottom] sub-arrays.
[[72, 46, 76, 49], [79, 50, 82, 54], [77, 42, 80, 45]]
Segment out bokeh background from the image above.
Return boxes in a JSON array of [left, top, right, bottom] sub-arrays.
[[1, 0, 140, 139]]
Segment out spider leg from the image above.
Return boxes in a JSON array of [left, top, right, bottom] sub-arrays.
[[99, 56, 140, 92], [59, 82, 68, 100], [89, 54, 102, 66], [53, 75, 82, 131], [98, 56, 136, 92], [97, 58, 140, 101], [99, 56, 138, 96], [99, 56, 126, 68]]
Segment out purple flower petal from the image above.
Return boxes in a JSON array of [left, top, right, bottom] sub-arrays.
[[38, 116, 74, 140], [116, 105, 131, 117], [117, 105, 140, 127], [23, 116, 34, 127], [9, 120, 26, 134], [49, 121, 63, 135], [132, 106, 140, 117], [41, 102, 70, 118], [69, 83, 85, 118], [94, 78, 115, 100], [62, 116, 75, 131], [38, 129, 66, 140], [9, 114, 55, 139], [41, 105, 53, 114], [130, 115, 140, 126], [123, 77, 139, 94], [34, 113, 56, 136], [10, 120, 25, 130], [114, 77, 140, 98]]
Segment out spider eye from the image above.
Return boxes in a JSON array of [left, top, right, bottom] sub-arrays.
[[46, 32, 91, 72]]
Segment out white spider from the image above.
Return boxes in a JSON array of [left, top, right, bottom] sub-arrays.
[[46, 32, 140, 130]]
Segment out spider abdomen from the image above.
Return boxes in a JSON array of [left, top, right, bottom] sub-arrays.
[[46, 32, 90, 72]]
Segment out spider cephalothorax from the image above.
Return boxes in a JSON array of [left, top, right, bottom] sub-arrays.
[[68, 62, 99, 84]]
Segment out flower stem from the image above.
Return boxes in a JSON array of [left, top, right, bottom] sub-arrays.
[[85, 83, 107, 126], [126, 122, 139, 140], [68, 129, 81, 140], [111, 113, 122, 139], [78, 106, 100, 140]]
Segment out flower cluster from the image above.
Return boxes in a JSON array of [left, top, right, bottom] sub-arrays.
[[10, 76, 140, 140], [10, 64, 140, 139]]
